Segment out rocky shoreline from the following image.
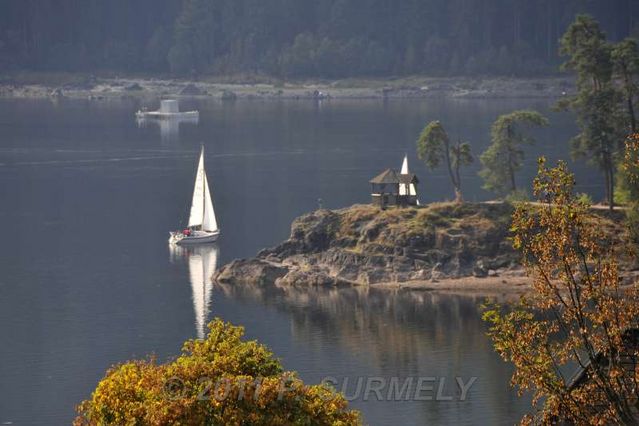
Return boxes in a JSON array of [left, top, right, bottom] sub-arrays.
[[213, 202, 634, 292], [0, 74, 575, 100], [214, 203, 524, 291]]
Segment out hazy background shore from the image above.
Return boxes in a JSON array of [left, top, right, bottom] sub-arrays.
[[0, 72, 575, 100]]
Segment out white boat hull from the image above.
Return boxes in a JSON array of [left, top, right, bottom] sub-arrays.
[[169, 230, 220, 245], [136, 110, 199, 120]]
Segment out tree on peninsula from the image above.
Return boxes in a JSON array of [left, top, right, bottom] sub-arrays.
[[612, 38, 639, 133], [479, 110, 548, 196], [619, 133, 639, 246], [416, 120, 473, 202], [557, 14, 628, 210]]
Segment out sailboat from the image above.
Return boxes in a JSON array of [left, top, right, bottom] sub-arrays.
[[399, 155, 420, 205], [169, 146, 220, 245]]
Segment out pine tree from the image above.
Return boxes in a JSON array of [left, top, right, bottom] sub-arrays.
[[479, 110, 548, 196], [558, 14, 624, 210], [416, 120, 473, 202]]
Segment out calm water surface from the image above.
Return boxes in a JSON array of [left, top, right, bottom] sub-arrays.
[[0, 97, 598, 425]]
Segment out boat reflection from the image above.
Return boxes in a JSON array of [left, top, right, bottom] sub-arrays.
[[137, 115, 199, 143], [170, 244, 219, 338]]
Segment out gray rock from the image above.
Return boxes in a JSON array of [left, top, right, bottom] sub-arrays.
[[288, 209, 340, 253], [431, 262, 445, 281], [265, 254, 282, 263], [410, 269, 432, 280], [276, 270, 349, 287], [503, 267, 526, 277], [312, 90, 329, 99], [124, 83, 143, 91], [221, 90, 237, 100], [49, 88, 64, 97], [335, 264, 360, 281], [213, 259, 288, 286], [413, 259, 429, 270], [473, 260, 488, 278], [180, 83, 205, 95], [357, 269, 390, 285]]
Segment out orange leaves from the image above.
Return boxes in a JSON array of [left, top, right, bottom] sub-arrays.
[[484, 159, 639, 424], [623, 133, 639, 185]]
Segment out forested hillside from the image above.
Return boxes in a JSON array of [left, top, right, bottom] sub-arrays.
[[1, 0, 638, 78]]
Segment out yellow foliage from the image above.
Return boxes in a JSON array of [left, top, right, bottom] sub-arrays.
[[74, 319, 361, 425]]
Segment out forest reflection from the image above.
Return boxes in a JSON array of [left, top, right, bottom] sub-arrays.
[[214, 283, 528, 423], [216, 283, 518, 376]]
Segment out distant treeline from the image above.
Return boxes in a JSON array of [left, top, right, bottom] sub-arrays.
[[1, 0, 639, 78]]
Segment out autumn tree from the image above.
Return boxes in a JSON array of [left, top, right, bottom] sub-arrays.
[[74, 319, 361, 425], [618, 133, 639, 201], [479, 110, 548, 196], [619, 134, 639, 247], [416, 120, 473, 202], [483, 158, 639, 425]]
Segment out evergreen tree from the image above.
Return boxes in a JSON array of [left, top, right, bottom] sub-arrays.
[[416, 120, 473, 202], [611, 38, 639, 133], [479, 110, 548, 196], [558, 14, 625, 210], [168, 0, 219, 74], [1, 1, 639, 77]]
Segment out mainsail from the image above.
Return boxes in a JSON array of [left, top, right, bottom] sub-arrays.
[[187, 148, 219, 232], [399, 155, 419, 203]]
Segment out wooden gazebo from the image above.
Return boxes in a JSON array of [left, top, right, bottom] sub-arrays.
[[369, 168, 419, 208]]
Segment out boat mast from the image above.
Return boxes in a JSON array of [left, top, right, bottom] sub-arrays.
[[201, 145, 205, 231]]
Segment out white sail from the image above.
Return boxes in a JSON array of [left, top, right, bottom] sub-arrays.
[[399, 155, 409, 195], [187, 148, 219, 232], [401, 155, 409, 175], [399, 155, 419, 202], [188, 245, 219, 339], [202, 172, 218, 232]]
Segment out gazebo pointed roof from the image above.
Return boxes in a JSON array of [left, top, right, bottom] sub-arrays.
[[369, 168, 401, 184], [399, 173, 419, 184]]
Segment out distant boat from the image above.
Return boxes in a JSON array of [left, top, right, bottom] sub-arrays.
[[399, 155, 420, 205], [169, 146, 220, 245], [136, 100, 198, 143], [136, 99, 199, 120]]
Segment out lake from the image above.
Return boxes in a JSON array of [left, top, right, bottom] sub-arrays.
[[0, 96, 595, 425]]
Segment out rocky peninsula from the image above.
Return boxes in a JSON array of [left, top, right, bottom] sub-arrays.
[[213, 202, 632, 292]]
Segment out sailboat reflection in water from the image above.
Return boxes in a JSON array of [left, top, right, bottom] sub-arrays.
[[170, 244, 220, 339]]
